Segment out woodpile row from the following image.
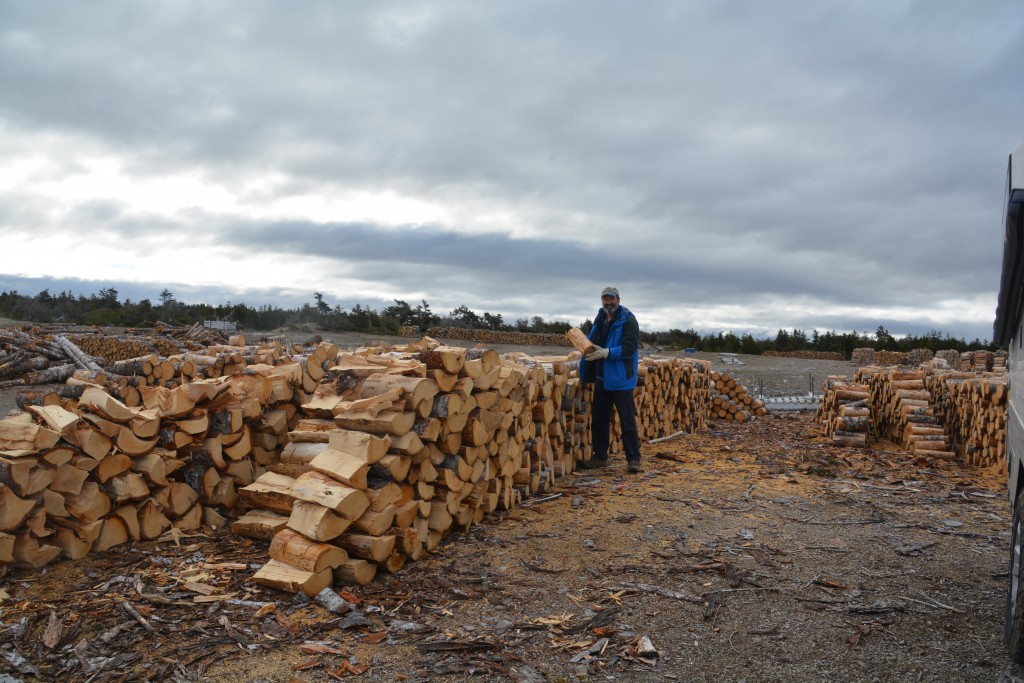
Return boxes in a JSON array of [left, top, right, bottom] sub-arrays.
[[398, 326, 573, 348], [907, 349, 935, 365], [874, 351, 909, 365], [958, 350, 1007, 374], [853, 349, 959, 368], [68, 334, 186, 363], [0, 338, 715, 590], [709, 371, 767, 422], [0, 323, 234, 390], [815, 377, 872, 447], [928, 374, 1007, 467], [850, 348, 877, 367], [241, 347, 715, 595], [815, 361, 1008, 467], [856, 367, 954, 457], [0, 364, 306, 575], [760, 350, 844, 361]]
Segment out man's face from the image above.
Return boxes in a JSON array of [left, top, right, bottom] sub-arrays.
[[601, 295, 619, 315]]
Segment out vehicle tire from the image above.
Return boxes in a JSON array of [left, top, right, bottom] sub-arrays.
[[1006, 491, 1024, 662]]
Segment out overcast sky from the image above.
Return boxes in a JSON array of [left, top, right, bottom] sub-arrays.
[[2, 1, 1022, 340]]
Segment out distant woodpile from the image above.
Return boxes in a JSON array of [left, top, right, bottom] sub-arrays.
[[875, 351, 908, 365], [398, 326, 572, 347], [761, 351, 844, 361], [816, 376, 871, 447], [815, 349, 1009, 467], [958, 350, 1002, 373], [709, 371, 767, 421], [0, 323, 233, 392]]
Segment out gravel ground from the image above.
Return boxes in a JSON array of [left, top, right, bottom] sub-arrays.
[[682, 351, 854, 399]]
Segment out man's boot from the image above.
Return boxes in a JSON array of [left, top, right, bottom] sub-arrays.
[[578, 457, 609, 470]]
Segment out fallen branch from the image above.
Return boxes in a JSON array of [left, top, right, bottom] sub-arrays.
[[606, 583, 703, 604], [119, 600, 155, 632], [897, 541, 937, 557], [899, 594, 965, 614], [520, 493, 563, 507], [648, 430, 687, 444], [706, 587, 781, 596], [785, 516, 884, 526]]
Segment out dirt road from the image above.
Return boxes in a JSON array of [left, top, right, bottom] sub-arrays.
[[2, 412, 1021, 682]]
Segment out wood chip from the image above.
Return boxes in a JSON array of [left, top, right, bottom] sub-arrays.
[[42, 610, 61, 649], [183, 580, 219, 595], [299, 643, 347, 655], [193, 592, 239, 603]]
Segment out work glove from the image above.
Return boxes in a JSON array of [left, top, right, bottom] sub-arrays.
[[585, 347, 610, 361]]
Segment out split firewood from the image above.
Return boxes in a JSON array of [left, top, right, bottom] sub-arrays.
[[564, 328, 595, 356]]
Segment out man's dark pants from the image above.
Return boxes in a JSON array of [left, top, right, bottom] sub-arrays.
[[591, 384, 641, 463]]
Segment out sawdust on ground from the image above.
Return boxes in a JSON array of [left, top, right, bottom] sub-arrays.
[[2, 412, 1022, 682]]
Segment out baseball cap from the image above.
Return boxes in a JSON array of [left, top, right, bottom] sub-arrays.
[[601, 287, 619, 298]]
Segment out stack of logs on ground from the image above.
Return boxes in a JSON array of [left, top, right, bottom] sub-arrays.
[[0, 323, 237, 392], [398, 326, 572, 347], [816, 377, 872, 447], [0, 332, 716, 593], [761, 350, 844, 360], [709, 371, 767, 422], [815, 350, 1008, 466]]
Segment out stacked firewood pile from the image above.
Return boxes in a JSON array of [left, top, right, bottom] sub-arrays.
[[238, 347, 551, 592], [761, 351, 844, 360], [875, 351, 908, 365], [0, 323, 234, 391], [955, 350, 1005, 375], [68, 334, 184, 362], [0, 360, 317, 577], [852, 348, 937, 367], [994, 352, 1008, 374], [927, 373, 1007, 467], [960, 351, 993, 372], [850, 348, 877, 366], [815, 376, 872, 447], [856, 367, 954, 457], [238, 348, 716, 594], [907, 348, 934, 365], [509, 354, 589, 476], [0, 337, 715, 590], [708, 371, 766, 422], [818, 360, 1008, 467], [407, 327, 573, 347]]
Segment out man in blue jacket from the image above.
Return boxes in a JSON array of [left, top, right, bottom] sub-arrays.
[[578, 286, 642, 474]]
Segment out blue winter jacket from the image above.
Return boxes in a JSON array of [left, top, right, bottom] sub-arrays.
[[580, 305, 640, 391]]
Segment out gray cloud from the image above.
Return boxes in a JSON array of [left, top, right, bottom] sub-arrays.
[[1, 0, 1021, 342]]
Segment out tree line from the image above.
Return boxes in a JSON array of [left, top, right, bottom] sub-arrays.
[[0, 288, 996, 358], [0, 288, 573, 337], [643, 326, 995, 357]]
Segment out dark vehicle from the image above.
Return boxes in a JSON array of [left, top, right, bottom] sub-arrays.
[[994, 139, 1024, 660]]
